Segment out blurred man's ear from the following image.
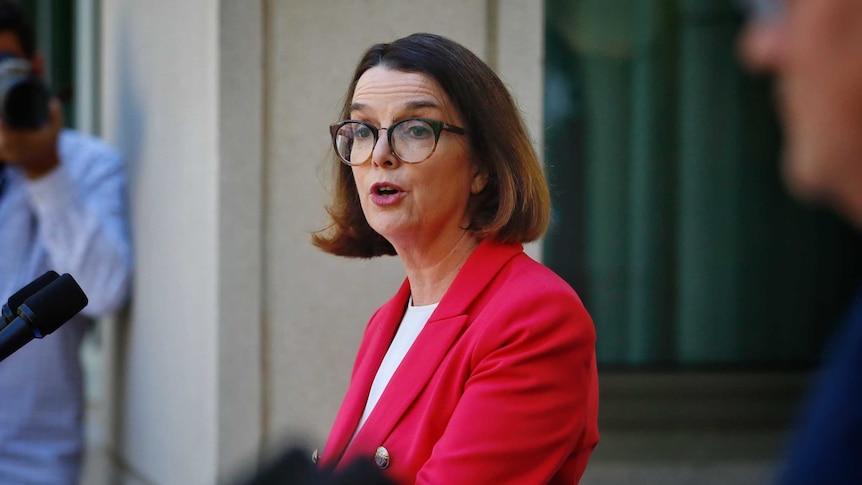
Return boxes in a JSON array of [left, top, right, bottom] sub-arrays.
[[30, 51, 44, 78]]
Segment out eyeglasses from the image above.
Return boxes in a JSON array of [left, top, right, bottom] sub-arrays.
[[329, 117, 466, 166], [736, 0, 786, 22]]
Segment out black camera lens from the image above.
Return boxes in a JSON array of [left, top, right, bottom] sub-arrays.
[[0, 55, 51, 130], [2, 80, 50, 129]]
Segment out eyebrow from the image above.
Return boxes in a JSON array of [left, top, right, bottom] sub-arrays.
[[349, 99, 442, 113]]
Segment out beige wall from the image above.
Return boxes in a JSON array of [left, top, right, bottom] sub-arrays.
[[98, 1, 543, 483], [100, 0, 220, 482]]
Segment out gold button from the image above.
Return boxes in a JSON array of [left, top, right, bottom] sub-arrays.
[[374, 446, 390, 469], [311, 448, 320, 464]]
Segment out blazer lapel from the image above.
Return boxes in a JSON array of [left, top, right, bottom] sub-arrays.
[[345, 240, 524, 459], [347, 313, 470, 457], [322, 279, 411, 467]]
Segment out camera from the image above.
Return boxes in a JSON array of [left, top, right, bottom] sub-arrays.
[[0, 54, 51, 130]]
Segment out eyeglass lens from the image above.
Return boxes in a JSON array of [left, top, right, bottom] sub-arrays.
[[334, 119, 439, 164]]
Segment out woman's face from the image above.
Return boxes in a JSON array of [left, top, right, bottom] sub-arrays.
[[349, 67, 482, 253]]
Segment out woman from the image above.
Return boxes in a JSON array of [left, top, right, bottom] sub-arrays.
[[313, 33, 598, 485]]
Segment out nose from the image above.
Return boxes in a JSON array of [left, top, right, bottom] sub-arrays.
[[739, 18, 787, 74], [370, 128, 399, 168]]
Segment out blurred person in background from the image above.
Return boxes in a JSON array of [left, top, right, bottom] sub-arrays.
[[740, 0, 862, 483], [0, 1, 131, 484], [312, 33, 598, 485]]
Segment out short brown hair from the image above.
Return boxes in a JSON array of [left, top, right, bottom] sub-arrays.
[[313, 33, 550, 258]]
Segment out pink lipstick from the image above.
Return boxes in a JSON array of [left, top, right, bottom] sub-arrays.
[[370, 182, 406, 206]]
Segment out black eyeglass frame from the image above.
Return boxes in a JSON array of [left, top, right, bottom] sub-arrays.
[[329, 117, 467, 166]]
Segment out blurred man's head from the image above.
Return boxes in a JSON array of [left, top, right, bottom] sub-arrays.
[[0, 1, 42, 81], [741, 0, 862, 227], [0, 1, 35, 59]]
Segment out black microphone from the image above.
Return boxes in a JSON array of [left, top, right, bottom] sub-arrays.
[[1, 270, 60, 329], [0, 273, 88, 363]]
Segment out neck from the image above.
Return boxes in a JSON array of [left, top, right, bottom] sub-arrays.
[[398, 232, 480, 306]]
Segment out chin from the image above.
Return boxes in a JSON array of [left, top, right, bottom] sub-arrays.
[[783, 139, 862, 220], [781, 144, 831, 202]]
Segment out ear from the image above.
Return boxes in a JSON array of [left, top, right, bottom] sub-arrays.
[[30, 51, 45, 79], [471, 168, 489, 195]]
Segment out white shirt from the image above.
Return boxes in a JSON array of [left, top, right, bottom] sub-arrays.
[[351, 299, 438, 441]]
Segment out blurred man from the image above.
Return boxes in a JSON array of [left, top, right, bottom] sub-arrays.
[[0, 2, 131, 484], [740, 0, 862, 483]]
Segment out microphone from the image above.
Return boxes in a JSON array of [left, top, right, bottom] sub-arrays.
[[1, 270, 60, 329], [0, 273, 88, 363]]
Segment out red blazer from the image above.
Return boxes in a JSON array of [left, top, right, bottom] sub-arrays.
[[320, 240, 599, 484]]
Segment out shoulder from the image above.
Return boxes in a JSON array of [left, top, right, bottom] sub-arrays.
[[493, 251, 585, 309], [459, 241, 584, 308], [57, 129, 125, 182], [58, 130, 123, 167], [470, 251, 594, 348]]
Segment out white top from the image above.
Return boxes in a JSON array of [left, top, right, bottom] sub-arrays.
[[351, 299, 438, 441]]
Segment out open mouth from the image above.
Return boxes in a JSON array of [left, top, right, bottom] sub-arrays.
[[376, 186, 399, 195], [370, 183, 404, 205]]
